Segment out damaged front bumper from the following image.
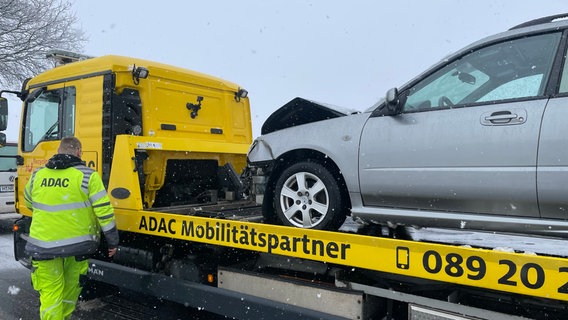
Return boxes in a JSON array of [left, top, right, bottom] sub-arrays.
[[246, 137, 276, 206]]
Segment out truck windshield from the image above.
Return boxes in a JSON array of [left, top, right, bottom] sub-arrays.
[[22, 87, 76, 152]]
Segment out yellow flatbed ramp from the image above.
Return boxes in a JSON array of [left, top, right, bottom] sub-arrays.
[[117, 209, 568, 303]]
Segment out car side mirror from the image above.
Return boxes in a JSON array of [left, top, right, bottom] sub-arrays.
[[385, 88, 402, 114], [0, 98, 7, 131]]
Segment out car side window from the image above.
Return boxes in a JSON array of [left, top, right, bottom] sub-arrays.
[[402, 32, 561, 112], [478, 74, 542, 101], [559, 45, 568, 93]]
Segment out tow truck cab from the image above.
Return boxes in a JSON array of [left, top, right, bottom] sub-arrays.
[[10, 54, 254, 263]]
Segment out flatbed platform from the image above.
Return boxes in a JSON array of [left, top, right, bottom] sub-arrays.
[[115, 209, 568, 304]]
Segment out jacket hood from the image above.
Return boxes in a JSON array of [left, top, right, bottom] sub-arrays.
[[45, 154, 85, 169]]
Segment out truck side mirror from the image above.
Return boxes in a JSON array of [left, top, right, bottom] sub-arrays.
[[0, 97, 7, 131], [26, 87, 45, 103]]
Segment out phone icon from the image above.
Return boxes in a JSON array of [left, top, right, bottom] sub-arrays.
[[396, 246, 410, 269]]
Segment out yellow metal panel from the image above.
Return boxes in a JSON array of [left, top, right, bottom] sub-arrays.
[[108, 135, 144, 211], [16, 140, 56, 216], [68, 76, 104, 171], [108, 135, 250, 210], [132, 64, 252, 144], [229, 97, 252, 144], [119, 135, 250, 155], [115, 208, 568, 302], [150, 79, 226, 137], [28, 55, 242, 93]]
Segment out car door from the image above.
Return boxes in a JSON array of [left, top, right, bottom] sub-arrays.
[[537, 50, 568, 219], [358, 32, 562, 217]]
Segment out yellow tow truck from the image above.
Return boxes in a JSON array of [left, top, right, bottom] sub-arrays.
[[2, 51, 567, 319]]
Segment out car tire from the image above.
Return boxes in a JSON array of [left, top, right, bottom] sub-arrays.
[[273, 161, 346, 230]]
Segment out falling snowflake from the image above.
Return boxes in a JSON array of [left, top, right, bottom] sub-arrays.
[[8, 285, 20, 295]]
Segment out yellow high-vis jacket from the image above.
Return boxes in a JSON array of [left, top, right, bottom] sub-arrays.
[[24, 153, 119, 260]]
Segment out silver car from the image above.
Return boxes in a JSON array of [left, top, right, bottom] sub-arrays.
[[247, 14, 568, 238]]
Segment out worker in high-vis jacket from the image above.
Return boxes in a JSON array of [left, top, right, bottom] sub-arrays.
[[24, 137, 119, 320]]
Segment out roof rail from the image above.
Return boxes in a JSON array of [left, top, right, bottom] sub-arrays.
[[509, 13, 568, 30], [45, 49, 94, 65]]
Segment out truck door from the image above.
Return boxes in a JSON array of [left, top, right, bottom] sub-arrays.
[[18, 84, 76, 214]]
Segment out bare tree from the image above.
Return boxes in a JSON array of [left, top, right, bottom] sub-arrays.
[[0, 0, 86, 90]]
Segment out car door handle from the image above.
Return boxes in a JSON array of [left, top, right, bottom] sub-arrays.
[[480, 109, 527, 126], [486, 113, 517, 122]]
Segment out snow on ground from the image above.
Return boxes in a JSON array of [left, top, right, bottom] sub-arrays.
[[0, 214, 23, 270]]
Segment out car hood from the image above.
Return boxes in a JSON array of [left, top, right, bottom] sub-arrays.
[[261, 97, 359, 135]]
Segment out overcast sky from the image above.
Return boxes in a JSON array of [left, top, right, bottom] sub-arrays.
[[5, 1, 568, 141]]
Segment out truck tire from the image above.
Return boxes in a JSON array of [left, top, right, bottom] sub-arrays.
[[273, 161, 346, 230]]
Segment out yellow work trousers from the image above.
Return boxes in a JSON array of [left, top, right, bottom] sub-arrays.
[[31, 257, 89, 320]]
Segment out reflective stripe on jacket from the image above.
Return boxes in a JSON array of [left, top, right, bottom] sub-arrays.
[[24, 163, 119, 259]]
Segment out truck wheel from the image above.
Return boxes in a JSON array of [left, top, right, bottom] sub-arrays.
[[273, 161, 346, 230]]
